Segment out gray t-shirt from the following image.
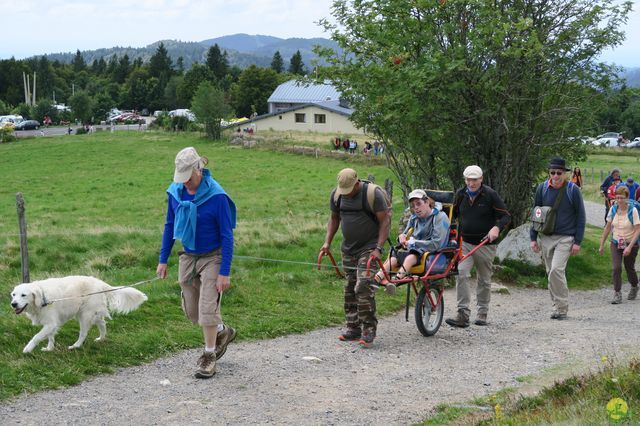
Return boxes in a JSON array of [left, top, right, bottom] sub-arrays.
[[330, 183, 390, 255]]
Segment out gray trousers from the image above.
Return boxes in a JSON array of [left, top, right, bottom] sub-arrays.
[[539, 234, 573, 315], [455, 242, 497, 317]]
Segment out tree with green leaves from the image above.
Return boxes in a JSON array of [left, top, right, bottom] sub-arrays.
[[177, 63, 211, 108], [190, 81, 232, 140], [271, 51, 284, 73], [68, 91, 94, 124], [149, 42, 173, 81], [319, 0, 632, 223], [72, 50, 86, 73], [230, 65, 280, 118], [206, 44, 229, 81], [289, 50, 305, 75]]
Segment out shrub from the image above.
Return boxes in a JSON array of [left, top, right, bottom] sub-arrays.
[[0, 127, 16, 143]]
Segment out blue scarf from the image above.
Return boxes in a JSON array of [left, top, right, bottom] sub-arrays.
[[167, 169, 236, 250], [466, 188, 480, 198]]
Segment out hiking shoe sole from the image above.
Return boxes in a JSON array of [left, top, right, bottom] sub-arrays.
[[358, 339, 374, 348], [194, 370, 216, 379], [445, 318, 469, 328], [338, 334, 362, 342]]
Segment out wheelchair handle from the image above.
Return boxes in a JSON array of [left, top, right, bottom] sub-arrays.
[[365, 254, 386, 278], [458, 236, 490, 263], [317, 249, 345, 279]]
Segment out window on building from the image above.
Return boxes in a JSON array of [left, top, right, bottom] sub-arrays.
[[295, 113, 306, 123], [314, 114, 326, 124]]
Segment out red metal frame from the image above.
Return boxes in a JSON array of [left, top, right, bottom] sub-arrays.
[[365, 236, 490, 310], [316, 249, 345, 278], [316, 237, 489, 314]]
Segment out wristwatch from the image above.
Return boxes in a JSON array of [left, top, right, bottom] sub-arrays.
[[375, 245, 385, 253]]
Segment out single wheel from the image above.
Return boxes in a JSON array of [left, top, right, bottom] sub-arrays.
[[415, 284, 444, 336]]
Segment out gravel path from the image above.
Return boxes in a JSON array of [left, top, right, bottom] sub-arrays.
[[2, 200, 636, 426], [584, 200, 606, 228], [2, 285, 639, 425]]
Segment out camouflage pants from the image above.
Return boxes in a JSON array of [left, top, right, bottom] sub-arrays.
[[342, 248, 379, 334]]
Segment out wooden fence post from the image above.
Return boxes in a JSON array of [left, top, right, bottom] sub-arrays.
[[16, 192, 30, 283]]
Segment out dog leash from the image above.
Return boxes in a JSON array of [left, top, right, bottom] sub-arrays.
[[41, 277, 160, 307]]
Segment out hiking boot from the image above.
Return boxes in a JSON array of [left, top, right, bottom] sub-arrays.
[[215, 326, 237, 361], [445, 312, 470, 328], [628, 286, 638, 300], [384, 283, 397, 295], [474, 313, 488, 326], [358, 330, 376, 348], [338, 328, 361, 341], [550, 312, 567, 320], [194, 352, 216, 379], [611, 291, 622, 305]]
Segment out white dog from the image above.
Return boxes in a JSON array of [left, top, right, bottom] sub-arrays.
[[10, 276, 148, 353]]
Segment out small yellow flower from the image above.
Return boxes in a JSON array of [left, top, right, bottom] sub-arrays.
[[601, 355, 608, 363], [495, 403, 502, 419]]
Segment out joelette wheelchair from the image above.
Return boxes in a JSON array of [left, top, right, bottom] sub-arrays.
[[318, 190, 488, 337]]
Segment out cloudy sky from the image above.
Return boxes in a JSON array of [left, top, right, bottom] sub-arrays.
[[1, 0, 638, 67]]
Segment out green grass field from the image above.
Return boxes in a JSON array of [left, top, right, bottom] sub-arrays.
[[0, 132, 634, 422], [573, 147, 640, 202], [0, 131, 401, 399]]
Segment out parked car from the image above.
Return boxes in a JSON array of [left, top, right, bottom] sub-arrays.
[[169, 109, 196, 121], [625, 137, 640, 148], [14, 120, 41, 130], [593, 132, 621, 147], [108, 112, 144, 124]]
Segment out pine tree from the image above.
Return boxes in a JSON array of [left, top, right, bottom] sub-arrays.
[[271, 51, 284, 73], [288, 50, 305, 75], [206, 44, 229, 81]]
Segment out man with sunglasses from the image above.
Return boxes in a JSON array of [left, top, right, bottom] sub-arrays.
[[530, 157, 586, 320]]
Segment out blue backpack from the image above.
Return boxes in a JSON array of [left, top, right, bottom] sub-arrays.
[[610, 200, 640, 224]]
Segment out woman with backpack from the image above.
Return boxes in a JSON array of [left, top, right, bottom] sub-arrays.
[[598, 185, 640, 304]]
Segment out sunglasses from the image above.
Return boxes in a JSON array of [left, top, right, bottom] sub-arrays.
[[549, 170, 565, 176]]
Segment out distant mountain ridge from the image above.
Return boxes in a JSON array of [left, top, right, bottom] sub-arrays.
[[621, 67, 640, 88], [30, 35, 640, 87], [41, 33, 339, 71]]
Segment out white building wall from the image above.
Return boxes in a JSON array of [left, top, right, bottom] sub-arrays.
[[234, 105, 364, 135]]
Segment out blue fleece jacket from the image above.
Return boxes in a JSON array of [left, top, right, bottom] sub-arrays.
[[159, 170, 235, 276]]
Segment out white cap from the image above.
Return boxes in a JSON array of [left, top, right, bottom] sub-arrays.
[[463, 165, 483, 179], [173, 147, 202, 183], [408, 189, 427, 200]]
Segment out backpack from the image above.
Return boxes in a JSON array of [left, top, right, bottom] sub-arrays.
[[334, 180, 390, 222], [540, 180, 576, 205], [610, 199, 640, 224]]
